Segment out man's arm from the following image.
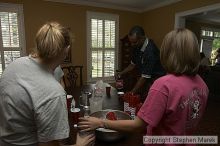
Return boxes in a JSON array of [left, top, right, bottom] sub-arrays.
[[131, 77, 147, 93], [118, 63, 135, 76]]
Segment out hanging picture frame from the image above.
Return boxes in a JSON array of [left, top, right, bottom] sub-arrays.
[[63, 51, 71, 63]]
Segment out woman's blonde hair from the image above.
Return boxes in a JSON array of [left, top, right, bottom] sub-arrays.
[[35, 22, 72, 60], [160, 28, 200, 76]]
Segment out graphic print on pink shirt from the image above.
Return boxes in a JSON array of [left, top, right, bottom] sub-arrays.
[[179, 89, 207, 130]]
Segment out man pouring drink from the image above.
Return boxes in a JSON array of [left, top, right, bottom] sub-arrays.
[[116, 26, 165, 99]]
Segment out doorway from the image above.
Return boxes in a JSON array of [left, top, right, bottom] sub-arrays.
[[175, 3, 220, 64]]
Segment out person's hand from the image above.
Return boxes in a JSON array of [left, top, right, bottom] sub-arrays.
[[78, 117, 103, 132], [75, 132, 95, 146], [115, 71, 121, 80]]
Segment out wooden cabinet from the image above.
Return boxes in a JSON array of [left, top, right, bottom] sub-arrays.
[[119, 35, 133, 70], [119, 35, 138, 91]]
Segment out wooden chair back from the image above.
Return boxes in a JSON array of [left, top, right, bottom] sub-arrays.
[[61, 65, 83, 94]]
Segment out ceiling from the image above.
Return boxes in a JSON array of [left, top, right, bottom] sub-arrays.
[[45, 0, 182, 12]]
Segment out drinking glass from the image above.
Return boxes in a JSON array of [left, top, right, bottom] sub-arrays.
[[79, 92, 89, 109], [79, 90, 92, 117]]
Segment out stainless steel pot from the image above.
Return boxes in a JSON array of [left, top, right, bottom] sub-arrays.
[[90, 109, 131, 142]]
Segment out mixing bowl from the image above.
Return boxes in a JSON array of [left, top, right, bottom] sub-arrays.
[[90, 109, 131, 142]]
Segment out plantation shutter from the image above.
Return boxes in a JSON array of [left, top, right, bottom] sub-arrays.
[[89, 13, 117, 81], [0, 6, 23, 76]]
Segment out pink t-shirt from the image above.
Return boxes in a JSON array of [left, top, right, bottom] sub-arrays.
[[137, 74, 209, 146]]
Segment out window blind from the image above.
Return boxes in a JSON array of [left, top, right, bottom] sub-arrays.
[[0, 11, 21, 76], [0, 12, 19, 47], [90, 18, 116, 79]]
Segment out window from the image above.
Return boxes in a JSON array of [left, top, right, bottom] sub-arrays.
[[0, 3, 25, 76], [201, 30, 213, 37], [214, 32, 220, 38], [201, 28, 220, 39], [87, 12, 119, 82]]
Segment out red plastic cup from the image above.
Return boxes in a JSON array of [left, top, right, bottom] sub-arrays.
[[117, 91, 124, 102], [66, 95, 73, 111], [106, 86, 111, 96], [70, 108, 80, 127]]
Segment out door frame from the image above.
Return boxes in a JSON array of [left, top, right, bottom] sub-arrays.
[[175, 3, 220, 28]]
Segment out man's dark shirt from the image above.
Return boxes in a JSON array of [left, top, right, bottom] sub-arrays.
[[131, 38, 165, 78]]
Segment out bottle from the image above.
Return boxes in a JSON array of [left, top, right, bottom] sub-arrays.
[[116, 73, 124, 92]]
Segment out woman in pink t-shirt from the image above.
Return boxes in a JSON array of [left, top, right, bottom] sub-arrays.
[[79, 28, 209, 145]]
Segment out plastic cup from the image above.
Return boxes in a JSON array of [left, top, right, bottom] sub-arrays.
[[106, 86, 111, 96], [117, 91, 124, 102], [89, 97, 103, 114], [70, 108, 80, 127]]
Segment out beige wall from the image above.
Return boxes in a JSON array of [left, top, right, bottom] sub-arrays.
[[142, 0, 220, 47], [0, 0, 143, 82]]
